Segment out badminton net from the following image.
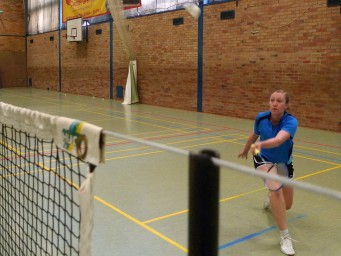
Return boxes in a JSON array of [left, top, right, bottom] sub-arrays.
[[0, 102, 105, 256]]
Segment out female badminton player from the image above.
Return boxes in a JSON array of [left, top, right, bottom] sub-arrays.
[[238, 90, 298, 255]]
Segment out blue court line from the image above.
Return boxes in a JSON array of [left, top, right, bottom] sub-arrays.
[[219, 214, 306, 251]]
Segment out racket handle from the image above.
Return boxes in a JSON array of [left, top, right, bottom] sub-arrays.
[[251, 144, 260, 156]]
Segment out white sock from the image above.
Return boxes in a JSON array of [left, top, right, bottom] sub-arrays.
[[280, 229, 289, 237]]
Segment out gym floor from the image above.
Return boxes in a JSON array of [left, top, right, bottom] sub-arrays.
[[1, 87, 340, 256]]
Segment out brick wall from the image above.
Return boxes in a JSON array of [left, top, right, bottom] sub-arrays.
[[22, 0, 341, 131], [27, 23, 111, 97], [130, 11, 198, 111], [27, 32, 59, 90], [0, 0, 26, 88], [61, 23, 111, 98], [202, 0, 341, 131]]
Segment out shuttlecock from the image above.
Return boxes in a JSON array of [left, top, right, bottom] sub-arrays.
[[185, 4, 201, 19]]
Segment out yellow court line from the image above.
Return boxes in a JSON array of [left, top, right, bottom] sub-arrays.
[[129, 125, 216, 137], [105, 131, 243, 147], [104, 138, 340, 167], [128, 128, 187, 138], [105, 121, 237, 141], [1, 149, 186, 252], [4, 89, 339, 253], [161, 134, 245, 146], [106, 150, 164, 161], [105, 134, 246, 155], [180, 133, 244, 144], [81, 110, 177, 131], [219, 187, 267, 203], [1, 161, 79, 190], [104, 137, 247, 161], [85, 109, 206, 132], [179, 137, 247, 149], [3, 93, 57, 106], [225, 140, 341, 165], [133, 129, 232, 141], [106, 130, 222, 145], [143, 187, 266, 224], [72, 105, 341, 159], [170, 139, 340, 166], [143, 164, 340, 225], [1, 169, 43, 179], [94, 196, 188, 253], [5, 90, 340, 157], [4, 91, 80, 107], [37, 162, 80, 189], [143, 209, 189, 224], [234, 137, 341, 157], [106, 146, 150, 154], [295, 165, 341, 180], [295, 144, 341, 156], [292, 154, 340, 166]]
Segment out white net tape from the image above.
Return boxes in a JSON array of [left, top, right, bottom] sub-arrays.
[[103, 130, 341, 201]]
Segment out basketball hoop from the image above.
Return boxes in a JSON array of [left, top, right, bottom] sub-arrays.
[[64, 34, 76, 41]]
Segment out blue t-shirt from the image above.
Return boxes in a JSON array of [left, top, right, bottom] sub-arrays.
[[254, 111, 298, 164]]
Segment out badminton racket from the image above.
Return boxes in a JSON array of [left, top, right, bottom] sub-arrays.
[[253, 147, 288, 191]]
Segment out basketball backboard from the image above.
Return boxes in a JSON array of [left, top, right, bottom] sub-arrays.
[[66, 17, 82, 42]]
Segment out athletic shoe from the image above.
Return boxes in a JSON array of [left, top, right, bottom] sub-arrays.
[[280, 234, 295, 255], [263, 192, 270, 210]]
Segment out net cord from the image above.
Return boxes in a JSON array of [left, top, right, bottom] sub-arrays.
[[103, 130, 341, 201]]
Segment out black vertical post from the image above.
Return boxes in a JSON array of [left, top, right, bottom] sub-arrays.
[[24, 0, 28, 88], [109, 18, 114, 99], [58, 0, 62, 92], [189, 149, 220, 256], [197, 0, 204, 112]]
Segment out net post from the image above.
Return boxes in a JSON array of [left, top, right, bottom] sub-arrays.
[[188, 149, 220, 256]]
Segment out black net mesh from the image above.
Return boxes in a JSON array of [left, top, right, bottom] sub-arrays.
[[0, 123, 88, 256]]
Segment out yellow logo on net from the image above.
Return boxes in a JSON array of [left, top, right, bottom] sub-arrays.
[[62, 121, 88, 160]]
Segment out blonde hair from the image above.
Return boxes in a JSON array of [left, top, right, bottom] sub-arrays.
[[273, 89, 290, 104]]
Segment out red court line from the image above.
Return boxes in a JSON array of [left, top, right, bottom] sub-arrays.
[[132, 111, 341, 149], [98, 106, 340, 150], [10, 90, 340, 149], [294, 139, 341, 149], [130, 110, 250, 133]]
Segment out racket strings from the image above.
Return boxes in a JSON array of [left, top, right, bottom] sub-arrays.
[[265, 164, 288, 191], [267, 164, 276, 173], [253, 155, 275, 171], [253, 155, 268, 165]]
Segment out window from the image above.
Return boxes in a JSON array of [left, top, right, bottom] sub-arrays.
[[327, 0, 341, 7], [27, 0, 59, 34]]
